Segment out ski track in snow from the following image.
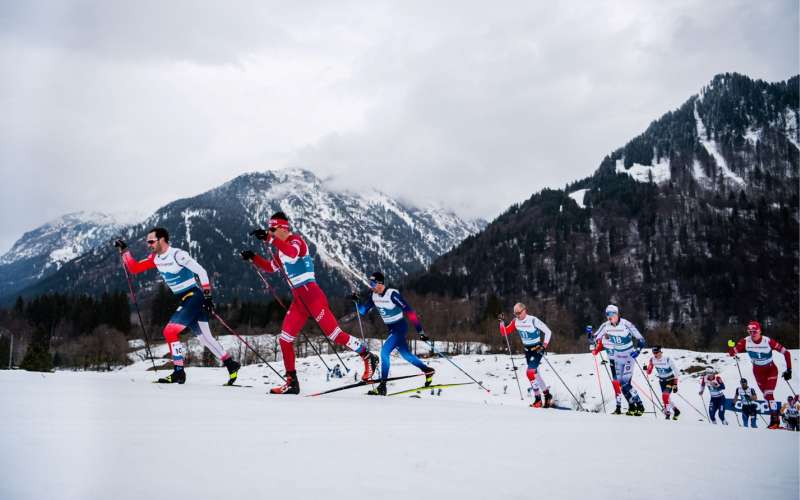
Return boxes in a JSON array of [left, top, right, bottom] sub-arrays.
[[1, 347, 797, 500]]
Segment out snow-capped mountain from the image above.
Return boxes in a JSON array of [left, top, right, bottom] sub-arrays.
[[1, 169, 484, 302], [0, 212, 136, 298], [410, 73, 799, 341]]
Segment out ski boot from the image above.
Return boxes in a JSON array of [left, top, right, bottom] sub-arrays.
[[543, 391, 553, 408], [625, 404, 637, 416], [721, 419, 729, 426], [672, 408, 681, 420], [633, 401, 644, 416], [223, 358, 241, 386], [270, 371, 300, 395], [423, 368, 436, 387], [157, 367, 186, 384], [768, 414, 781, 429], [367, 380, 387, 396], [360, 351, 379, 381], [612, 405, 622, 415], [531, 395, 543, 408], [664, 410, 671, 420]]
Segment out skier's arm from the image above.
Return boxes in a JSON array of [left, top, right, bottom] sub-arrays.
[[768, 338, 792, 370], [271, 235, 303, 260], [391, 291, 422, 332], [591, 338, 605, 356], [728, 338, 746, 356], [645, 358, 654, 375], [121, 251, 156, 274], [252, 254, 277, 273], [175, 250, 211, 291], [625, 320, 646, 347], [533, 317, 552, 348], [500, 319, 516, 336], [592, 323, 607, 343], [715, 376, 725, 391], [356, 295, 374, 317], [668, 358, 679, 385]]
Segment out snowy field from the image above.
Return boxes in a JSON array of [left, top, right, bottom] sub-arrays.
[[1, 342, 798, 500]]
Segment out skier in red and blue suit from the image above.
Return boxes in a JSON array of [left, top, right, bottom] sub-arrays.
[[728, 321, 792, 429], [115, 227, 240, 384], [241, 211, 378, 394]]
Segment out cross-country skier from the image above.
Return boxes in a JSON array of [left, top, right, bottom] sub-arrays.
[[781, 396, 799, 431], [498, 303, 553, 408], [114, 228, 240, 384], [592, 305, 646, 416], [589, 327, 623, 414], [645, 346, 681, 420], [699, 368, 727, 425], [241, 211, 378, 394], [733, 378, 759, 428], [727, 320, 792, 429], [352, 271, 435, 396]]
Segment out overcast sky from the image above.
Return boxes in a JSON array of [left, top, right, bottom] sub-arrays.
[[1, 1, 797, 254]]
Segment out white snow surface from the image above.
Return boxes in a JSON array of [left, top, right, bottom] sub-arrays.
[[1, 344, 797, 500], [615, 158, 671, 184], [568, 188, 589, 208]]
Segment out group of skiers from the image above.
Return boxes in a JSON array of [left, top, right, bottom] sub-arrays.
[[113, 212, 796, 429]]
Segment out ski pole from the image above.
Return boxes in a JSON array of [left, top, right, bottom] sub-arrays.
[[424, 339, 491, 393], [352, 299, 368, 345], [541, 354, 585, 411], [251, 265, 331, 372], [700, 391, 712, 422], [785, 379, 798, 398], [634, 357, 663, 417], [211, 312, 285, 381], [117, 252, 158, 373], [592, 353, 607, 414], [500, 322, 524, 401], [262, 241, 351, 372], [732, 355, 744, 380], [674, 392, 707, 421]]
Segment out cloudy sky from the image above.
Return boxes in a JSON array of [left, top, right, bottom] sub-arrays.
[[1, 0, 797, 253]]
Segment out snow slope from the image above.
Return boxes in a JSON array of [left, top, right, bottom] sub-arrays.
[[1, 345, 797, 500]]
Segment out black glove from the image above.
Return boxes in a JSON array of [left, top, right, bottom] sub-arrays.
[[672, 385, 678, 393], [240, 250, 255, 261], [202, 290, 215, 313], [497, 313, 506, 322], [250, 229, 269, 241], [418, 330, 430, 342], [600, 359, 608, 365], [113, 239, 127, 252], [784, 369, 792, 381], [349, 292, 359, 302]]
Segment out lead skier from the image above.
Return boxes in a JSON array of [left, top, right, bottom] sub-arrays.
[[241, 211, 378, 394], [592, 305, 646, 416], [114, 228, 240, 384], [498, 303, 553, 408], [352, 271, 435, 396], [727, 321, 792, 429]]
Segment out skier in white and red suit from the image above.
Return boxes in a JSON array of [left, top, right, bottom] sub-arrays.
[[728, 320, 792, 429], [242, 211, 379, 395]]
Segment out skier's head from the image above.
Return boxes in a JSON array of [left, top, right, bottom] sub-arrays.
[[513, 303, 527, 319], [268, 212, 291, 240], [605, 304, 619, 323], [789, 395, 795, 403], [368, 271, 385, 293], [146, 227, 170, 254], [746, 320, 762, 340], [705, 367, 716, 376], [652, 346, 662, 357], [740, 378, 748, 386]]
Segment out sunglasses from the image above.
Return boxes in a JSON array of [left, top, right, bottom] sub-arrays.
[[146, 239, 158, 244], [514, 310, 525, 316], [606, 312, 616, 317], [369, 280, 379, 288]]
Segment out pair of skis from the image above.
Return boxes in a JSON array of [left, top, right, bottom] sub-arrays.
[[306, 373, 473, 397]]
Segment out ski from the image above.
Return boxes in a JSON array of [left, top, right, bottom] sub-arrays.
[[388, 382, 474, 396], [223, 384, 253, 388], [305, 373, 422, 397]]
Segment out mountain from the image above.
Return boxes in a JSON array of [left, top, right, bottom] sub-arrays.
[[408, 73, 799, 346], [1, 169, 484, 303], [0, 212, 132, 299]]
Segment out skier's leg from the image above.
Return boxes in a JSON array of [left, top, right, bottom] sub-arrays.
[[755, 363, 780, 427], [189, 320, 231, 362], [395, 335, 431, 373], [306, 287, 366, 354], [163, 322, 186, 368], [380, 332, 400, 380], [279, 300, 309, 373]]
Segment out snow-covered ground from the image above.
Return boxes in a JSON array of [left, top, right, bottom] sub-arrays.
[[1, 343, 798, 500]]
